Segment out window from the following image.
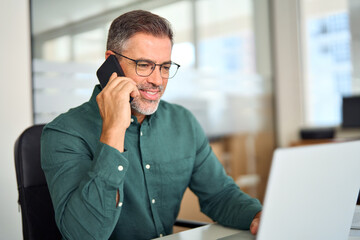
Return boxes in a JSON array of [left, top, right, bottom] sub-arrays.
[[300, 0, 352, 126]]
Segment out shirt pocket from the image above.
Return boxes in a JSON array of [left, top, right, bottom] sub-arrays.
[[159, 156, 193, 209]]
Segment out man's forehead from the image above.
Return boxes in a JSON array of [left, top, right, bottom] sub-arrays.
[[126, 32, 171, 47], [123, 33, 172, 61]]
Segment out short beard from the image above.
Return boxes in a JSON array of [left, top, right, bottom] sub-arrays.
[[131, 98, 160, 115], [131, 83, 163, 115]]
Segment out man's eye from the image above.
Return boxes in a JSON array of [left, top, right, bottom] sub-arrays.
[[137, 62, 151, 68], [162, 64, 171, 71]]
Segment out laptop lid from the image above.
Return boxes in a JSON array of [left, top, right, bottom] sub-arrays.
[[257, 141, 360, 240]]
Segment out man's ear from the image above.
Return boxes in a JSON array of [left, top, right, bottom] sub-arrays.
[[105, 50, 115, 59]]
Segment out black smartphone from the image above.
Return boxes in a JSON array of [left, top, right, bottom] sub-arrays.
[[96, 55, 133, 102], [96, 54, 125, 89]]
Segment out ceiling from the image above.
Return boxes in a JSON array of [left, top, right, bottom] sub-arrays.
[[31, 0, 144, 35]]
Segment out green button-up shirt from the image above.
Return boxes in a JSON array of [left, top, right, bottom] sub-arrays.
[[41, 85, 262, 240]]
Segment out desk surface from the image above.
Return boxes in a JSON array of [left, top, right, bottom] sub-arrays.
[[152, 224, 254, 240], [153, 224, 360, 240]]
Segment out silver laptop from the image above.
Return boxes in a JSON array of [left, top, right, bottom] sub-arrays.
[[352, 205, 360, 230], [220, 141, 360, 240]]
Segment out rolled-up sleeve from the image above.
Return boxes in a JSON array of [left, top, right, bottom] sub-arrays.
[[188, 115, 262, 229]]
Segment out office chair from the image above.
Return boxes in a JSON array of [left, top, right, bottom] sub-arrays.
[[14, 124, 62, 240], [14, 124, 205, 240]]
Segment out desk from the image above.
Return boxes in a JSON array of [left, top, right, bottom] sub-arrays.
[[152, 224, 254, 240], [153, 224, 360, 240]]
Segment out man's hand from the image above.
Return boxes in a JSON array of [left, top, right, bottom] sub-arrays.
[[250, 211, 261, 235], [96, 72, 139, 152]]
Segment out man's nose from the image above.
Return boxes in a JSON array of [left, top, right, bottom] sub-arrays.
[[147, 66, 163, 86]]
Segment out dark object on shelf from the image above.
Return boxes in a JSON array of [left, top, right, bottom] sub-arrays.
[[300, 127, 335, 140], [342, 95, 360, 128]]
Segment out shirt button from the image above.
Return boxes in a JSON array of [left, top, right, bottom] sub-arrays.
[[131, 118, 134, 123], [145, 164, 150, 169], [118, 165, 124, 171], [152, 199, 156, 204], [140, 131, 143, 136], [118, 202, 123, 207]]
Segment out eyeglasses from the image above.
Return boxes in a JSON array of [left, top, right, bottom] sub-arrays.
[[112, 50, 180, 79]]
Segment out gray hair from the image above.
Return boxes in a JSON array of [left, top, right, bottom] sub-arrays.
[[107, 10, 174, 53]]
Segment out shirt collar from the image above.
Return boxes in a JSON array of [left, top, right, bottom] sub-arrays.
[[89, 85, 101, 112]]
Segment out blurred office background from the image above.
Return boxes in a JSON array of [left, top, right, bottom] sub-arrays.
[[2, 0, 360, 238]]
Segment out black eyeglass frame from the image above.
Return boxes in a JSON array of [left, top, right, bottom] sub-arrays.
[[111, 50, 180, 79]]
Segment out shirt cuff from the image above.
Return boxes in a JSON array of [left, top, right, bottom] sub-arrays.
[[90, 142, 129, 186]]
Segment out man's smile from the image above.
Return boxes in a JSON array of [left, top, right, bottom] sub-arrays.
[[139, 89, 161, 101]]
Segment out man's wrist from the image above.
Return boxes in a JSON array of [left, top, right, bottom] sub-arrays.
[[100, 128, 126, 152], [253, 211, 261, 219]]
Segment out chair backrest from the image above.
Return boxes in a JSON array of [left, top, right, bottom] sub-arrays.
[[14, 124, 62, 240]]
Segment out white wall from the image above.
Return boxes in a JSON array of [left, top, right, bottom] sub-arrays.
[[0, 0, 32, 239]]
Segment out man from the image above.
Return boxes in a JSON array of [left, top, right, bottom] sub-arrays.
[[41, 10, 262, 240]]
